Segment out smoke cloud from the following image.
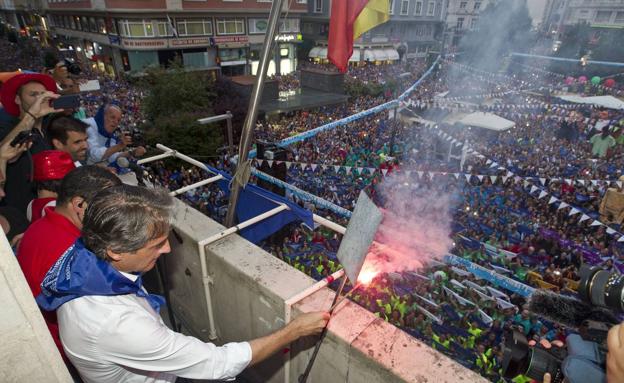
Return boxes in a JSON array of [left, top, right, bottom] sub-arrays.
[[359, 170, 457, 280]]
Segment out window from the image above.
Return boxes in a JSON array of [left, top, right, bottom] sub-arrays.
[[88, 17, 97, 32], [279, 18, 300, 33], [297, 0, 306, 3], [459, 1, 466, 9], [415, 1, 422, 15], [97, 18, 106, 34], [400, 0, 409, 15], [474, 1, 481, 10], [470, 17, 478, 29], [216, 18, 245, 35], [176, 19, 212, 36], [615, 12, 624, 23], [280, 47, 289, 57], [119, 20, 160, 38], [456, 17, 464, 29], [314, 0, 322, 13], [595, 11, 612, 23], [109, 18, 119, 35], [389, 0, 395, 15], [427, 1, 435, 16]]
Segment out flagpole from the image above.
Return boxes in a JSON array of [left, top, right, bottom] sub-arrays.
[[224, 0, 286, 227]]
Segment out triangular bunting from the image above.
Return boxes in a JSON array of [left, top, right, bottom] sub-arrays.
[[590, 220, 603, 227], [530, 185, 538, 194], [558, 202, 569, 210], [579, 214, 590, 223], [490, 176, 497, 183], [285, 161, 292, 169], [267, 160, 273, 168], [538, 190, 548, 199], [382, 168, 388, 176], [607, 227, 616, 235], [310, 164, 317, 171], [548, 196, 558, 204], [539, 178, 546, 185], [569, 208, 580, 216]]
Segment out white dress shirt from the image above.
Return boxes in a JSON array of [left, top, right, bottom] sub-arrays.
[[83, 117, 122, 165], [57, 271, 252, 383]]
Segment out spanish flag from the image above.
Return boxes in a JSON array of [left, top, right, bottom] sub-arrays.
[[328, 0, 390, 73]]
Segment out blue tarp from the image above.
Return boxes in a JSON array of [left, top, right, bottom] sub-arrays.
[[208, 166, 314, 244]]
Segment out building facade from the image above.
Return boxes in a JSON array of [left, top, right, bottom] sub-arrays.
[[10, 0, 308, 76], [444, 0, 490, 47], [543, 0, 624, 36], [302, 0, 446, 61]]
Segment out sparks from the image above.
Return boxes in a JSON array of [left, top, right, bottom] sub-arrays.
[[357, 261, 378, 285]]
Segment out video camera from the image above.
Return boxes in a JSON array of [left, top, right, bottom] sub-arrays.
[[501, 265, 621, 383], [63, 58, 82, 76]]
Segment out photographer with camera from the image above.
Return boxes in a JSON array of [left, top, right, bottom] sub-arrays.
[[83, 103, 146, 166], [503, 264, 624, 383]]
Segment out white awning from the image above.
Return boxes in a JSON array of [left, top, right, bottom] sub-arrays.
[[384, 48, 400, 60], [308, 47, 321, 58], [558, 94, 624, 110], [362, 49, 375, 62], [458, 112, 515, 132], [349, 48, 360, 62], [372, 49, 388, 61], [318, 47, 328, 59]]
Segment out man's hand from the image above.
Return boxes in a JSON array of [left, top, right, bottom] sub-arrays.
[[120, 133, 132, 147], [288, 312, 330, 339], [607, 324, 624, 383], [0, 140, 31, 162], [27, 91, 62, 119], [248, 311, 329, 367]]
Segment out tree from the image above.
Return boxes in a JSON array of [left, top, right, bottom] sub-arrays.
[[140, 64, 223, 157], [458, 0, 533, 72]]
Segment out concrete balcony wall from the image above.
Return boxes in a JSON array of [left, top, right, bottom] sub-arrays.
[[166, 199, 489, 383]]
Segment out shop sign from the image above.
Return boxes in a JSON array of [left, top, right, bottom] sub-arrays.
[[275, 33, 302, 43], [121, 39, 167, 49], [171, 37, 211, 47], [212, 35, 249, 44]]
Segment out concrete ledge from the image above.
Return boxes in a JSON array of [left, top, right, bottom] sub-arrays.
[[165, 199, 488, 383]]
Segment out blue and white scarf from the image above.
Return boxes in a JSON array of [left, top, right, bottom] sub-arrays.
[[37, 239, 165, 312]]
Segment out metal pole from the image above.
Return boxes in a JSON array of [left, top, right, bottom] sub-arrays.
[[226, 111, 234, 156], [298, 276, 348, 383], [224, 0, 286, 227]]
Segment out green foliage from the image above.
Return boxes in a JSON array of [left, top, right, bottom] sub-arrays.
[[458, 0, 533, 72], [141, 64, 214, 121], [140, 64, 223, 157], [43, 49, 58, 69], [548, 23, 624, 77], [142, 112, 222, 158], [7, 29, 17, 43]]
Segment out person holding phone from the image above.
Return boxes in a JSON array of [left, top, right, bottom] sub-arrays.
[[83, 103, 146, 165], [0, 73, 63, 214]]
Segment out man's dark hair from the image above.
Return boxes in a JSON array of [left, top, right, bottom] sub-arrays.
[[46, 115, 88, 145], [82, 185, 173, 261], [37, 179, 63, 194], [56, 165, 121, 206]]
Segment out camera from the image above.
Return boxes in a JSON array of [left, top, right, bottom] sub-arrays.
[[501, 265, 621, 382], [502, 330, 566, 383], [578, 264, 624, 312], [63, 58, 82, 76]]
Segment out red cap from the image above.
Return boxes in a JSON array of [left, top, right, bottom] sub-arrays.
[[0, 73, 56, 117], [32, 150, 76, 181]]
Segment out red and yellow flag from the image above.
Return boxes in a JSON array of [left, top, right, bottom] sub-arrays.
[[328, 0, 390, 73]]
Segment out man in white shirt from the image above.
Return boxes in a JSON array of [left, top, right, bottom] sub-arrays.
[[83, 104, 146, 165], [37, 185, 328, 383]]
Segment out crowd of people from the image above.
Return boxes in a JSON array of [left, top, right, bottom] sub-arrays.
[[3, 26, 624, 383]]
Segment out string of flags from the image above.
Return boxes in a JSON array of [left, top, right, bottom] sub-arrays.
[[425, 123, 624, 243]]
